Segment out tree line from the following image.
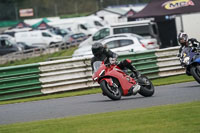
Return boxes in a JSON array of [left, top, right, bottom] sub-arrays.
[[0, 0, 149, 21]]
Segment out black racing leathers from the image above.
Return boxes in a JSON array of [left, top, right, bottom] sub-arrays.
[[91, 48, 117, 72], [91, 48, 139, 77], [178, 38, 199, 56]]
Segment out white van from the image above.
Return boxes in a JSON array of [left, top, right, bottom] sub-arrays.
[[48, 16, 107, 36], [92, 20, 159, 42], [73, 20, 159, 57], [79, 20, 159, 48], [15, 30, 63, 47]]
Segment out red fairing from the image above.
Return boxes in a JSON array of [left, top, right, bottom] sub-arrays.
[[92, 62, 136, 96], [102, 78, 113, 86]]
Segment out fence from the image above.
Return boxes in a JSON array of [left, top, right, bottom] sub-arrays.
[[0, 63, 42, 101], [0, 46, 185, 101], [0, 42, 79, 65]]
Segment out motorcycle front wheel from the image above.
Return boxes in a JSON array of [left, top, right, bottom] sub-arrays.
[[138, 75, 155, 97], [100, 79, 122, 100], [190, 65, 200, 84]]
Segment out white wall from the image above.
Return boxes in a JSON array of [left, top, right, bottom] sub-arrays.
[[176, 12, 200, 41], [95, 10, 121, 24]]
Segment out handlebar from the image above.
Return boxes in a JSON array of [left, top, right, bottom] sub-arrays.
[[188, 38, 200, 47]]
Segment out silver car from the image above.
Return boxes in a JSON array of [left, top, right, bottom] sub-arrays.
[[102, 33, 159, 50], [73, 33, 158, 57]]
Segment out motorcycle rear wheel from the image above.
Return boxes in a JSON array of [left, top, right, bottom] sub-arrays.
[[138, 76, 155, 97], [100, 79, 122, 100], [190, 65, 200, 84]]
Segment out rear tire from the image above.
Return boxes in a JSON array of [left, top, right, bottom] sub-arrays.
[[100, 79, 122, 100], [190, 65, 200, 84], [138, 76, 155, 97]]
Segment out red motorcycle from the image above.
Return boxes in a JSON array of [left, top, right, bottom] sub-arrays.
[[92, 61, 155, 100]]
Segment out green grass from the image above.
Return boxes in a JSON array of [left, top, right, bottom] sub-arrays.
[[0, 47, 77, 67], [0, 101, 199, 133], [152, 74, 195, 86], [0, 74, 195, 105]]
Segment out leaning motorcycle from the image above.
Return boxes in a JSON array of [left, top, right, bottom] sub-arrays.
[[92, 61, 155, 100], [179, 40, 200, 83]]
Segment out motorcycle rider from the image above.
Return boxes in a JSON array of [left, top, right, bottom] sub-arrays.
[[91, 42, 141, 95], [177, 32, 200, 71], [177, 32, 199, 57]]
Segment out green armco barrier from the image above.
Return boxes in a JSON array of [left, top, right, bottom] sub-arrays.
[[0, 90, 42, 101], [0, 63, 42, 101], [118, 50, 156, 61], [0, 63, 40, 78], [0, 47, 181, 101], [0, 75, 40, 90], [118, 50, 159, 79]]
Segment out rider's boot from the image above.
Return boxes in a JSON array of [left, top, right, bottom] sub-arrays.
[[127, 63, 141, 95], [132, 83, 141, 95], [125, 61, 141, 78]]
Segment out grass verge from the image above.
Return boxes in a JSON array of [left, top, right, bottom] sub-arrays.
[[0, 74, 195, 105], [0, 101, 199, 133]]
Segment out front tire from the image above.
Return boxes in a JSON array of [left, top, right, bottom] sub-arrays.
[[190, 65, 200, 84], [100, 79, 122, 100], [138, 76, 155, 97]]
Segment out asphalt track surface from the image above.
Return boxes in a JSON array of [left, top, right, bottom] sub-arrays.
[[0, 81, 200, 125]]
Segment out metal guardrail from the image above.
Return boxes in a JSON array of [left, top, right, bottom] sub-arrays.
[[39, 57, 93, 94], [155, 47, 185, 77], [0, 46, 184, 101], [118, 50, 159, 78], [0, 63, 42, 101], [0, 42, 79, 65]]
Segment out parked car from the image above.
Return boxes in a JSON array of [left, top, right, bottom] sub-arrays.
[[0, 34, 16, 43], [0, 34, 43, 51], [15, 30, 63, 48], [17, 42, 43, 52], [0, 38, 22, 55], [49, 28, 72, 37], [102, 33, 159, 50], [73, 33, 149, 57], [63, 33, 88, 45], [78, 20, 160, 48]]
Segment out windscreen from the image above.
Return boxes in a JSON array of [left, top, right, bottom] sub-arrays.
[[93, 61, 102, 73]]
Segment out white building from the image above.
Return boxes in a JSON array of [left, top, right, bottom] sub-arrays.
[[92, 4, 146, 24], [176, 12, 200, 41]]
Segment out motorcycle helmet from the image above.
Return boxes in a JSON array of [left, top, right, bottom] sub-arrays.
[[91, 42, 104, 57], [177, 32, 188, 45]]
